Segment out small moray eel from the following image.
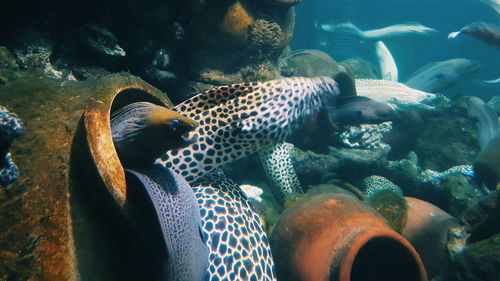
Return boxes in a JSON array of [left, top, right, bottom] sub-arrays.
[[259, 142, 302, 200], [111, 102, 208, 281], [158, 76, 341, 281], [0, 106, 25, 186], [111, 102, 197, 166]]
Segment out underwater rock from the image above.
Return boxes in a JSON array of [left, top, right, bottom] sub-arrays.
[[270, 193, 428, 281], [402, 197, 462, 279], [450, 234, 500, 281], [459, 191, 499, 243], [0, 46, 21, 84], [291, 148, 341, 187], [414, 110, 479, 171], [279, 49, 342, 77], [340, 57, 379, 79]]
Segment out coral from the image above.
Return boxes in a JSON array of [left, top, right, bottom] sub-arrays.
[[220, 1, 255, 42], [247, 19, 282, 57], [239, 184, 264, 202], [420, 165, 475, 184], [0, 105, 25, 186], [12, 38, 74, 80], [360, 175, 403, 198], [339, 121, 393, 149], [339, 57, 378, 79], [367, 189, 408, 233]]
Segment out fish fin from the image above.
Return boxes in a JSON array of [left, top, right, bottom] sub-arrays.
[[333, 71, 357, 96], [482, 78, 500, 84], [448, 31, 461, 39]]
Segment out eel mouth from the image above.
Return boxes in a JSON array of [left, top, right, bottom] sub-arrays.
[[181, 132, 198, 145]]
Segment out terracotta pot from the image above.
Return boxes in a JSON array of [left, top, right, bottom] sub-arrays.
[[0, 73, 171, 280], [270, 193, 428, 281], [402, 197, 461, 278]]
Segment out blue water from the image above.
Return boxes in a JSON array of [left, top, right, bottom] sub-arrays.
[[292, 0, 500, 98]]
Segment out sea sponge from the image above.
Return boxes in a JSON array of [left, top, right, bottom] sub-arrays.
[[220, 1, 254, 42]]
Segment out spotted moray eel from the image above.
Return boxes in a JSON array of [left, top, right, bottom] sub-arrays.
[[158, 76, 340, 281], [258, 142, 303, 200]]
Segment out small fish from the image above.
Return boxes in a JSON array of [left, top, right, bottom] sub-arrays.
[[363, 22, 438, 40], [448, 22, 500, 48], [328, 95, 399, 125], [79, 24, 126, 57], [355, 79, 438, 111], [111, 102, 197, 166], [315, 21, 437, 41], [406, 58, 481, 93]]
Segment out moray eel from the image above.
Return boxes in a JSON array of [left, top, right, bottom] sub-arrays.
[[160, 76, 340, 182], [259, 142, 302, 200], [159, 76, 341, 281], [111, 102, 197, 166], [111, 102, 209, 281], [0, 106, 25, 186], [354, 79, 438, 111]]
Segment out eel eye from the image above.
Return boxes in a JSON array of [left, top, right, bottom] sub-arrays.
[[171, 119, 180, 130]]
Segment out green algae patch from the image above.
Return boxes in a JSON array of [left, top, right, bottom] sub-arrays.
[[451, 234, 500, 281], [367, 190, 408, 233]]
